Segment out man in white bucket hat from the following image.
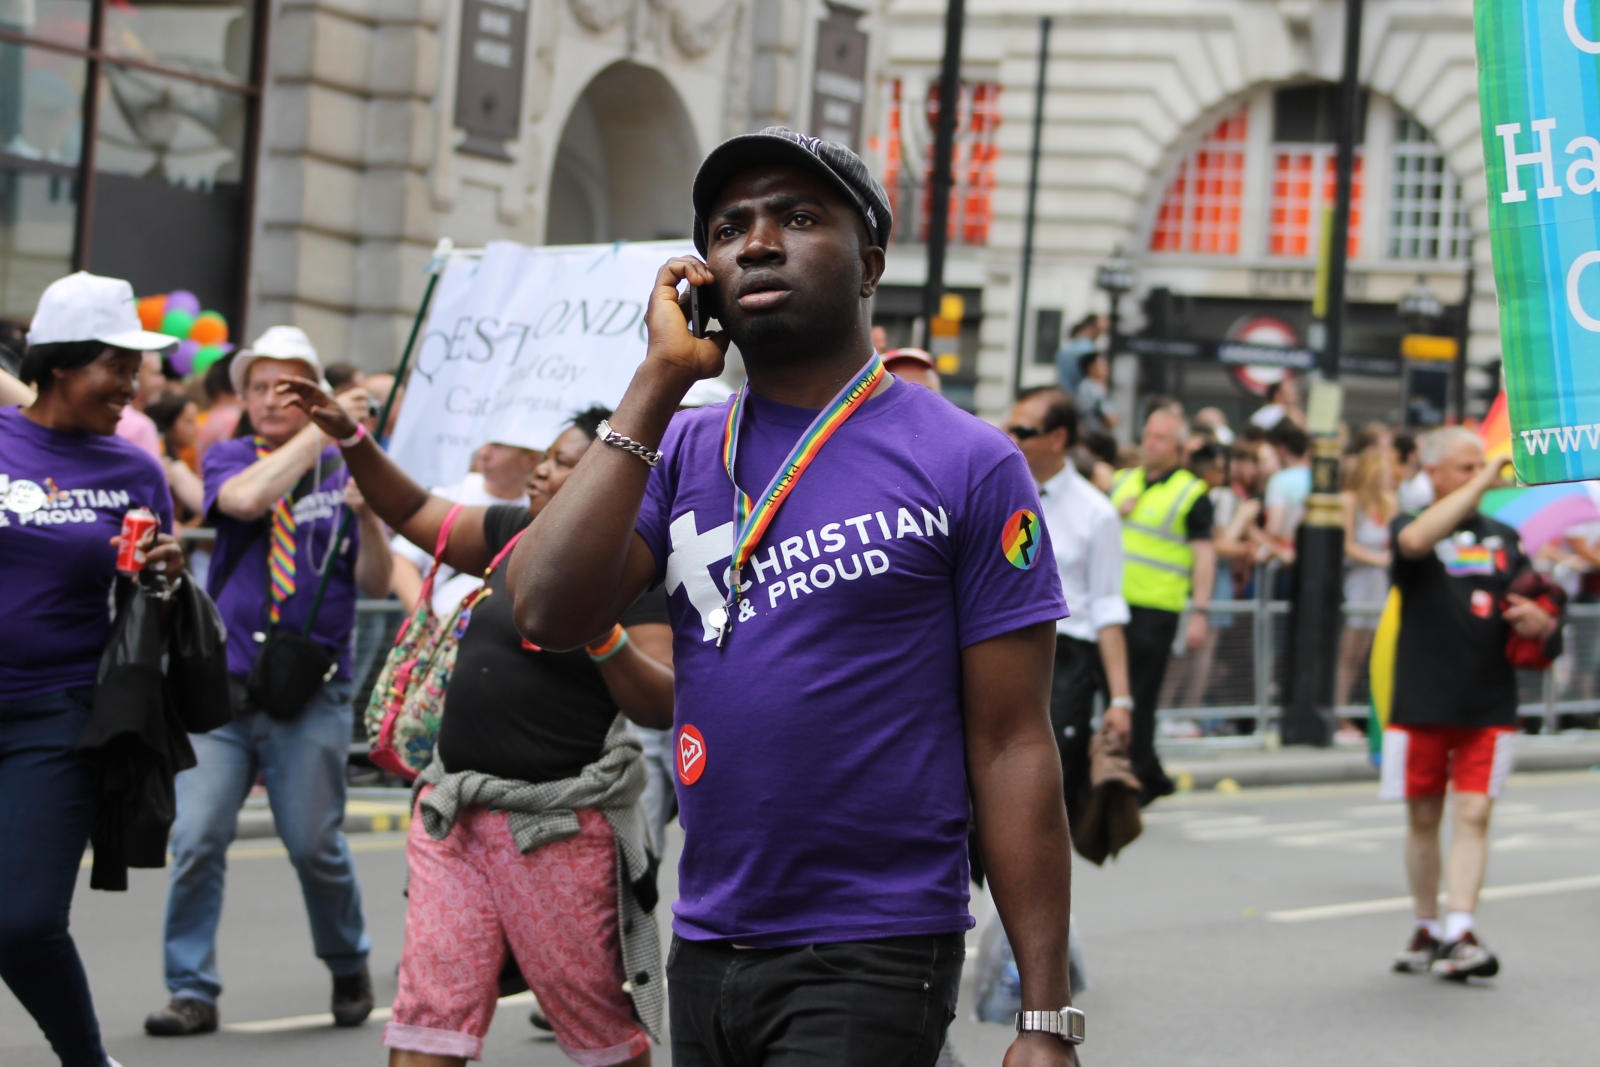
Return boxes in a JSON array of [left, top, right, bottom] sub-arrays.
[[147, 325, 392, 1036]]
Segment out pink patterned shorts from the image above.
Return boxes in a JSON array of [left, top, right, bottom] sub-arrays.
[[383, 793, 650, 1064]]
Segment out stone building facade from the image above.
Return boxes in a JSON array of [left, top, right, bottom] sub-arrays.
[[255, 0, 886, 369], [869, 0, 1490, 429], [0, 0, 879, 367]]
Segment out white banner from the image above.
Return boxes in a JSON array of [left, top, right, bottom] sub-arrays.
[[388, 239, 695, 488]]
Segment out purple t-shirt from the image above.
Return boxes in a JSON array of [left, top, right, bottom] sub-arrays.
[[203, 437, 361, 680], [0, 405, 175, 699], [637, 380, 1066, 946]]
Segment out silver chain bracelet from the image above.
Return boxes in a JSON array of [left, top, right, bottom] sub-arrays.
[[595, 420, 663, 468]]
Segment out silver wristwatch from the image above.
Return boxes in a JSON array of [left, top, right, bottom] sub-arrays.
[[1016, 1007, 1086, 1045]]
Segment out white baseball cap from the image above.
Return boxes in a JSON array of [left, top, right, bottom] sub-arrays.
[[231, 325, 326, 396], [26, 272, 178, 351]]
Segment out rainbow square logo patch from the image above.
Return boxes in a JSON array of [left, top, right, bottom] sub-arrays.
[[1437, 541, 1496, 576], [1002, 509, 1042, 570]]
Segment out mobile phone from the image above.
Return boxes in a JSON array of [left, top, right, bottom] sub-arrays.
[[689, 283, 717, 338]]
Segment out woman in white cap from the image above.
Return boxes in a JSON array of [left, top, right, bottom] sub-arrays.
[[144, 325, 392, 1036], [0, 271, 185, 1067]]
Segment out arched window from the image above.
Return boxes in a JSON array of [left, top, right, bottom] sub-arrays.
[[1148, 107, 1249, 254], [1388, 110, 1471, 260]]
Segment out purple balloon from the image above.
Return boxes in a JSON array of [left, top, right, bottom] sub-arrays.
[[169, 338, 201, 377], [165, 290, 202, 316]]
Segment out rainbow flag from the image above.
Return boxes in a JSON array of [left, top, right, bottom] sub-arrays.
[[1480, 483, 1600, 553], [1367, 588, 1401, 765], [1479, 390, 1511, 460]]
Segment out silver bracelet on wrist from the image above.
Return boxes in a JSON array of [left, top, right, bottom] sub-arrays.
[[595, 420, 663, 469]]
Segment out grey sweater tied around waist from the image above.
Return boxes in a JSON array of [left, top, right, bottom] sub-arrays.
[[415, 713, 663, 1040]]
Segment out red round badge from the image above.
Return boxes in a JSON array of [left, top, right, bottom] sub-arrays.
[[677, 724, 707, 785]]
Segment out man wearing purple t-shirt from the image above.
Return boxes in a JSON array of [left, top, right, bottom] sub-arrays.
[[145, 327, 392, 1037], [509, 129, 1083, 1066]]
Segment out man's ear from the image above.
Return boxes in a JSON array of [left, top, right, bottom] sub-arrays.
[[859, 245, 886, 298]]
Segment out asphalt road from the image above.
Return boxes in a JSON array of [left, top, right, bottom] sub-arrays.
[[4, 771, 1599, 1066]]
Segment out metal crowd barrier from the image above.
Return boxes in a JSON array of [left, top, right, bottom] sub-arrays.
[[181, 521, 1600, 756], [1155, 566, 1600, 750]]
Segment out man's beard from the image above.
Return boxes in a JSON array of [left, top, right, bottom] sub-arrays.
[[733, 312, 802, 350]]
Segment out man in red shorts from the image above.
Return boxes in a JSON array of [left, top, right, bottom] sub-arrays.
[[1381, 427, 1554, 980]]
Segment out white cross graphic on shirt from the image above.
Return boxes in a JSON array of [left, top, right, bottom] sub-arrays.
[[665, 510, 736, 642]]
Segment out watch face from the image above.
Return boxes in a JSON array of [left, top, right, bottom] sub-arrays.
[[1064, 1007, 1086, 1043]]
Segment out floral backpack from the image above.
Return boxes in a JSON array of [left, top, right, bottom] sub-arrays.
[[365, 506, 525, 780]]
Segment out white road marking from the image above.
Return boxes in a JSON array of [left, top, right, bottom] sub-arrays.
[[1266, 873, 1600, 923], [223, 992, 535, 1034], [1188, 820, 1344, 842]]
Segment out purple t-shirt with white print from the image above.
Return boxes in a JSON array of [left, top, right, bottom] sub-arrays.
[[0, 405, 174, 699], [636, 379, 1067, 947], [204, 437, 361, 680]]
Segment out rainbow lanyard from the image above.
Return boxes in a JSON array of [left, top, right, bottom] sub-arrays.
[[712, 354, 886, 646]]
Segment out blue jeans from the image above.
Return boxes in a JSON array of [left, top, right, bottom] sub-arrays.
[[163, 679, 369, 1003], [0, 687, 109, 1067]]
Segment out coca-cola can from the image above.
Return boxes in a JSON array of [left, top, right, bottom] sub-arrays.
[[116, 507, 160, 573]]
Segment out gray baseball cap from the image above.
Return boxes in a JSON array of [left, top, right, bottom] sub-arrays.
[[692, 127, 893, 255]]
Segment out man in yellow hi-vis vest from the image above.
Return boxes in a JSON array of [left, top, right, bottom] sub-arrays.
[[1110, 408, 1216, 804]]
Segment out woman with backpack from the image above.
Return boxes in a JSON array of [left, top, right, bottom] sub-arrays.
[[278, 375, 673, 1066], [0, 272, 184, 1067]]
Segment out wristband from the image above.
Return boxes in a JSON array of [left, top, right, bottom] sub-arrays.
[[1109, 696, 1134, 710], [337, 423, 368, 449], [586, 624, 629, 662]]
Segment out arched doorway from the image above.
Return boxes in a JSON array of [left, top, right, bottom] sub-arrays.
[[546, 62, 699, 245]]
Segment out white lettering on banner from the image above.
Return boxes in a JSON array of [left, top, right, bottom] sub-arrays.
[[1568, 137, 1600, 193], [1520, 424, 1600, 454], [1567, 251, 1600, 331], [1567, 0, 1600, 52], [388, 240, 696, 491], [1497, 119, 1563, 202], [843, 514, 873, 543], [820, 522, 846, 552]]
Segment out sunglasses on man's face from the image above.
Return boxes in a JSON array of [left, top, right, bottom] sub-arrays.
[[1007, 424, 1046, 441]]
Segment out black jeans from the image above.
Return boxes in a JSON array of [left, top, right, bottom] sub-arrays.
[[1050, 635, 1106, 818], [1125, 606, 1180, 798], [668, 932, 966, 1067], [0, 687, 108, 1067]]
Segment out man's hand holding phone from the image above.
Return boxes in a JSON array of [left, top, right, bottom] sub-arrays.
[[645, 257, 730, 390]]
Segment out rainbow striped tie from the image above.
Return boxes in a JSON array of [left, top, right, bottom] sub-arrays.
[[254, 437, 297, 624]]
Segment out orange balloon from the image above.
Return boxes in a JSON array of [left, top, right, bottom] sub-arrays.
[[137, 294, 167, 332], [189, 313, 228, 345]]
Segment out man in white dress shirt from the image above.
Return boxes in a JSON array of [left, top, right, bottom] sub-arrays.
[[1006, 387, 1133, 811]]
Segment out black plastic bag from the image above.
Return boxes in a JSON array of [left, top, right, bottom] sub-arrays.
[[166, 575, 234, 733], [80, 576, 197, 890]]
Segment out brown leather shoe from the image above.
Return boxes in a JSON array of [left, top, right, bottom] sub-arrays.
[[331, 966, 374, 1026], [144, 997, 218, 1035]]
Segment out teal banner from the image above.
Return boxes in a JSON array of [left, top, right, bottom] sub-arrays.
[[1477, 0, 1600, 482]]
